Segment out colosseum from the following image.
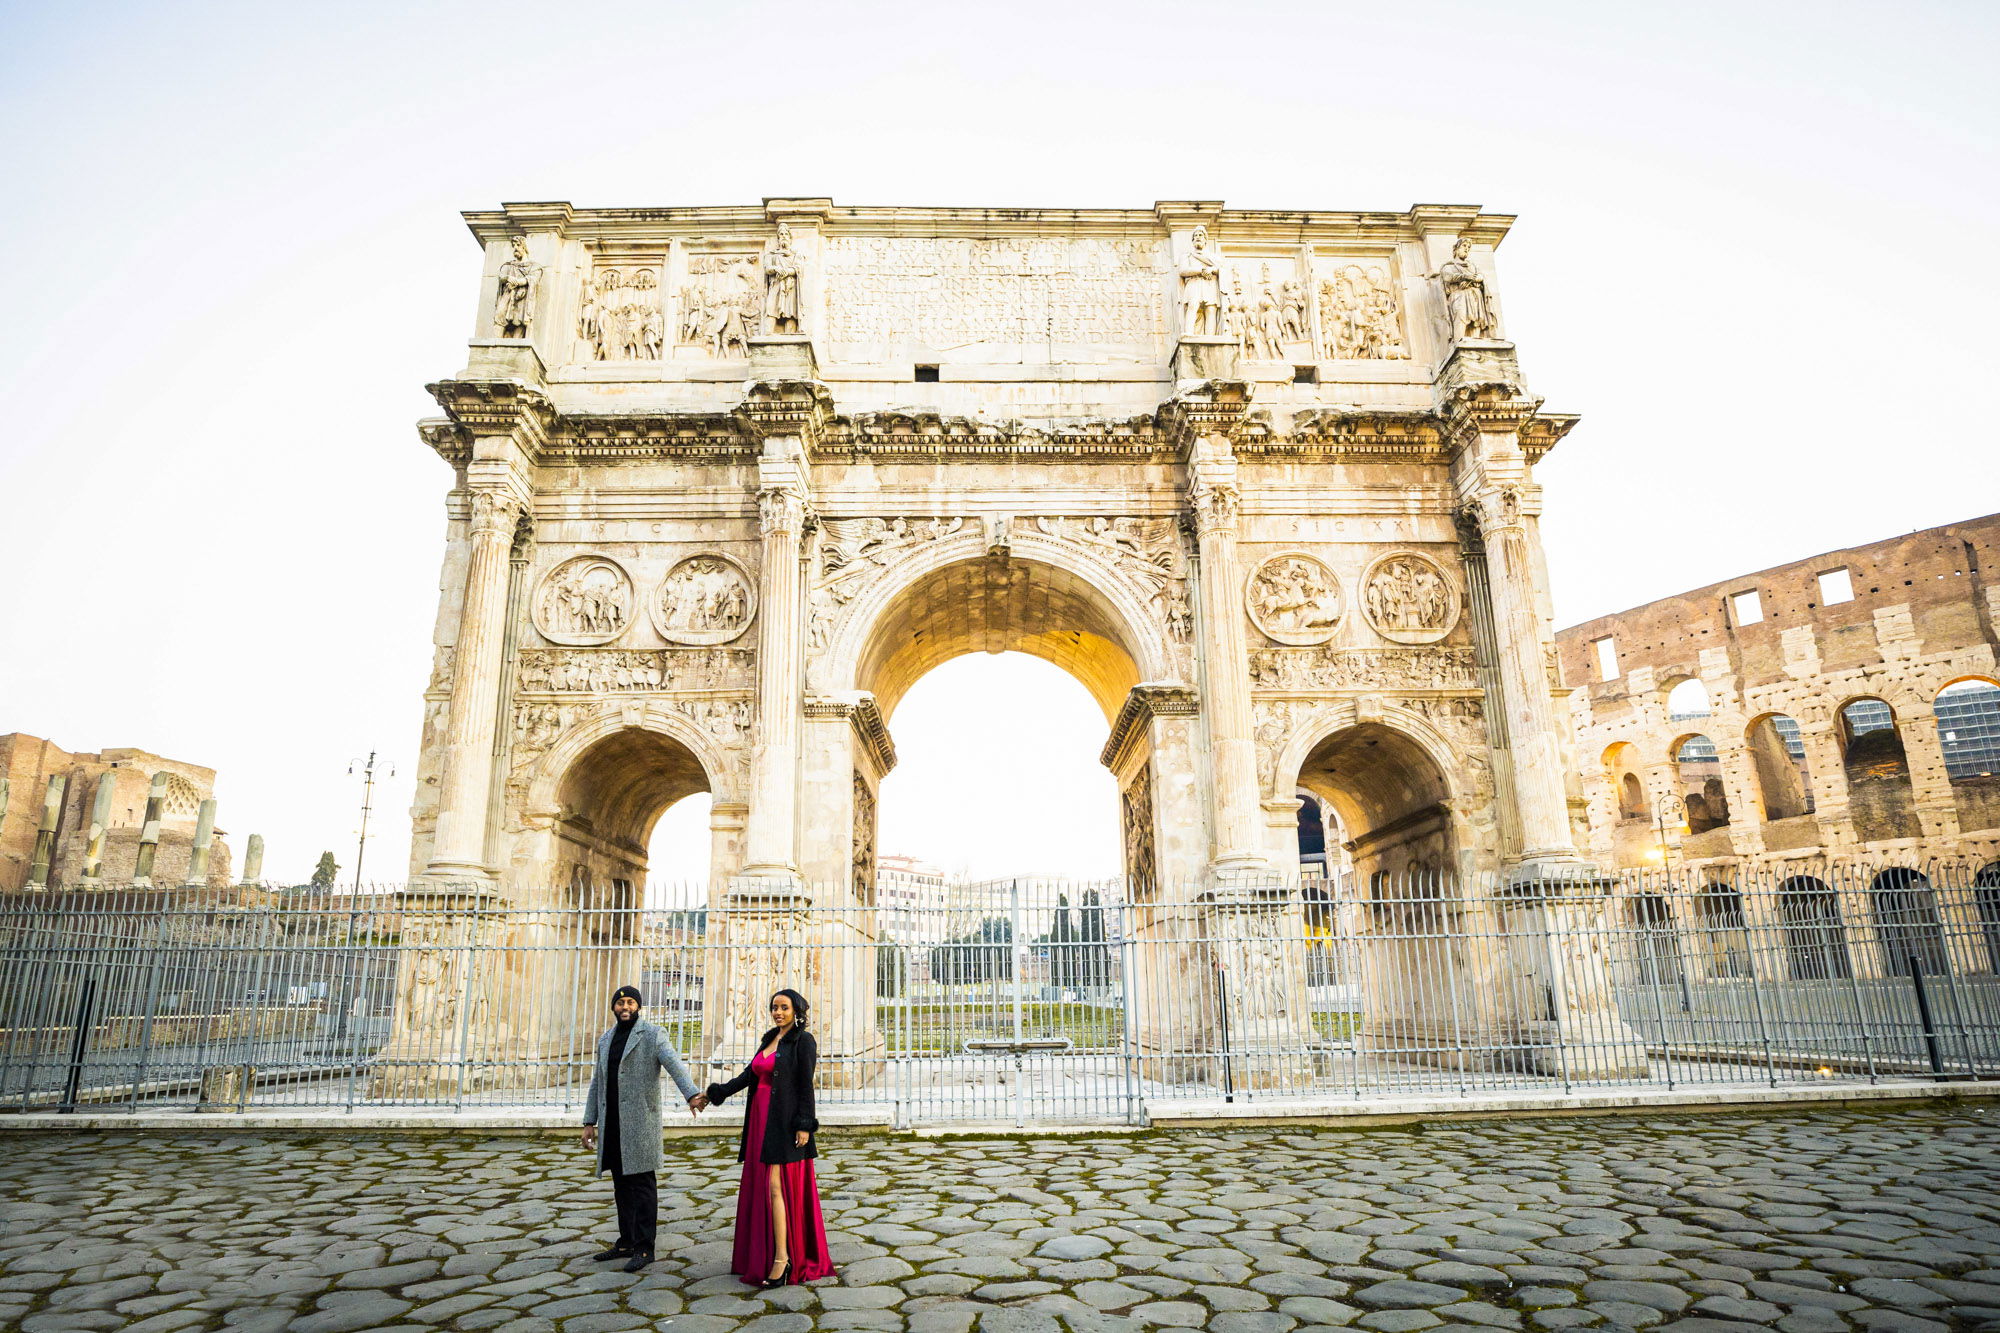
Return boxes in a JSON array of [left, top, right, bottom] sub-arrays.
[[1556, 512, 2000, 978]]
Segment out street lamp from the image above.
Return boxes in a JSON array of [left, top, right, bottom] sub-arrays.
[[346, 753, 396, 889]]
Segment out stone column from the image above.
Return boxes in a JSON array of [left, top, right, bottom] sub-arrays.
[[132, 772, 168, 886], [238, 834, 265, 887], [740, 480, 808, 880], [185, 799, 217, 887], [1470, 488, 1578, 866], [425, 487, 525, 884], [1186, 433, 1267, 878], [25, 775, 65, 890], [80, 774, 116, 885]]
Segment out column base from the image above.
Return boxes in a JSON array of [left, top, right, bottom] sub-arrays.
[[1172, 335, 1240, 383], [747, 336, 819, 380], [1514, 1019, 1652, 1080]]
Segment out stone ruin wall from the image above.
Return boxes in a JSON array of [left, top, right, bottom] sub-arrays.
[[1556, 513, 2000, 875]]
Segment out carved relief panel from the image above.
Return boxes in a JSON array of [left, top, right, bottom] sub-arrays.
[[1246, 552, 1343, 646], [533, 556, 634, 646], [1224, 256, 1313, 362], [653, 555, 756, 645], [677, 248, 761, 358], [1121, 765, 1157, 899], [1314, 257, 1409, 360], [1361, 551, 1460, 645], [852, 773, 877, 901], [1249, 646, 1478, 692], [577, 263, 666, 362], [517, 647, 755, 693]]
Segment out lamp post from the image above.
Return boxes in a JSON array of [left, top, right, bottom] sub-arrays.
[[346, 753, 396, 889]]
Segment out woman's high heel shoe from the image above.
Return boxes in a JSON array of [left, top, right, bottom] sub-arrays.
[[758, 1259, 793, 1289]]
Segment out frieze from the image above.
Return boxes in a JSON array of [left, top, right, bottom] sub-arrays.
[[1225, 259, 1312, 362], [1250, 646, 1479, 692], [516, 647, 755, 693]]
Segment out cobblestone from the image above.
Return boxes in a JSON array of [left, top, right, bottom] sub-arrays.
[[0, 1104, 1997, 1330]]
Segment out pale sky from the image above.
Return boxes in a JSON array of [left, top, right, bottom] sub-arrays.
[[3, 2, 1995, 886]]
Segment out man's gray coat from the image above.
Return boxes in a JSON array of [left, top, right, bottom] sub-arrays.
[[582, 1018, 701, 1177]]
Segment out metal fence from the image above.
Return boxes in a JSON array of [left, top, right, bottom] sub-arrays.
[[2, 858, 1996, 1125]]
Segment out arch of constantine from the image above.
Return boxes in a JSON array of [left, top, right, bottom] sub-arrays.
[[379, 198, 1636, 1098]]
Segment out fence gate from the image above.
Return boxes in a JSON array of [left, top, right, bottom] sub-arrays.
[[875, 877, 1137, 1127]]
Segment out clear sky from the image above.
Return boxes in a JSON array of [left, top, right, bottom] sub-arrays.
[[3, 1, 1995, 887]]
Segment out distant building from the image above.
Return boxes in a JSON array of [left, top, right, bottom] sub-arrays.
[[0, 735, 236, 891], [1556, 513, 2000, 876]]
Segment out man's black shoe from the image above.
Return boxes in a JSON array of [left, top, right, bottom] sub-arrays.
[[592, 1246, 634, 1262], [621, 1252, 654, 1273]]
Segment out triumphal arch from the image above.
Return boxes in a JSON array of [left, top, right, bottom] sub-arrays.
[[380, 198, 1635, 1098]]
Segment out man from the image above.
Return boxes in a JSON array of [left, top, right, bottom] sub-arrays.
[[582, 985, 702, 1271]]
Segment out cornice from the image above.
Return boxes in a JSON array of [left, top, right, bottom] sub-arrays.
[[1157, 380, 1254, 453], [463, 200, 1516, 249], [1100, 683, 1201, 771], [1440, 382, 1544, 452], [737, 379, 836, 449], [543, 414, 754, 465], [1238, 408, 1448, 463], [417, 418, 472, 466], [1519, 414, 1579, 463], [428, 379, 557, 451], [804, 693, 897, 775]]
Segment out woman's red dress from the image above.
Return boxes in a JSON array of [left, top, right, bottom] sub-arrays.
[[731, 1048, 835, 1284]]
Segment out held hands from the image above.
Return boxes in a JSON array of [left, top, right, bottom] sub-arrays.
[[580, 1125, 596, 1151], [688, 1093, 708, 1115], [795, 1130, 810, 1148]]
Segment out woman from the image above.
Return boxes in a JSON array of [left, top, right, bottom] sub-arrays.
[[701, 989, 835, 1287]]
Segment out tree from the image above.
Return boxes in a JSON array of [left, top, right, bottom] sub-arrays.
[[931, 917, 1012, 985], [1078, 890, 1110, 989], [309, 852, 339, 891], [875, 943, 910, 998]]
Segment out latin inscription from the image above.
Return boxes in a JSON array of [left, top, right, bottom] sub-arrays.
[[824, 237, 1167, 351]]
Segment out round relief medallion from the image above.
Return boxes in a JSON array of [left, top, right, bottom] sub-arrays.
[[1360, 550, 1460, 645], [532, 555, 634, 646], [652, 553, 756, 645], [1245, 551, 1344, 645]]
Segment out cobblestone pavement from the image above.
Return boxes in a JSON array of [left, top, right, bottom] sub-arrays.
[[4, 1104, 2000, 1333]]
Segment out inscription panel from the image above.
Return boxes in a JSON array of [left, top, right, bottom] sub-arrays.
[[823, 236, 1167, 358]]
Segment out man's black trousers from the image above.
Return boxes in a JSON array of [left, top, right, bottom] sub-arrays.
[[612, 1170, 657, 1254]]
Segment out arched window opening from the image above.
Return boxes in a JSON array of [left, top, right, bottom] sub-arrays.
[[1746, 714, 1815, 822], [645, 793, 714, 908], [1697, 882, 1753, 979], [1620, 773, 1648, 822], [1841, 700, 1919, 842], [1779, 877, 1851, 981], [1674, 735, 1730, 833], [1296, 792, 1329, 877], [1604, 742, 1648, 822], [1666, 677, 1712, 721], [1871, 867, 1949, 976], [1976, 863, 2000, 974], [1626, 893, 1682, 987], [1937, 680, 2000, 834]]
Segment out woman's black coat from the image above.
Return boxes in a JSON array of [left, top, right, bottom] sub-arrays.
[[705, 1024, 819, 1165]]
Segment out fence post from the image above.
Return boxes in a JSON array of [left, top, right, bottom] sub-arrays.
[[59, 976, 98, 1113], [1909, 952, 1946, 1078], [128, 914, 170, 1109], [1214, 958, 1234, 1104], [1120, 923, 1141, 1126]]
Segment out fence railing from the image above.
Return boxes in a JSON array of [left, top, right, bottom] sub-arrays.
[[2, 858, 1995, 1123]]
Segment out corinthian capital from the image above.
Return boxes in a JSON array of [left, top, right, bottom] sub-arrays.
[[1189, 475, 1241, 537], [467, 488, 525, 537], [758, 484, 807, 538]]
